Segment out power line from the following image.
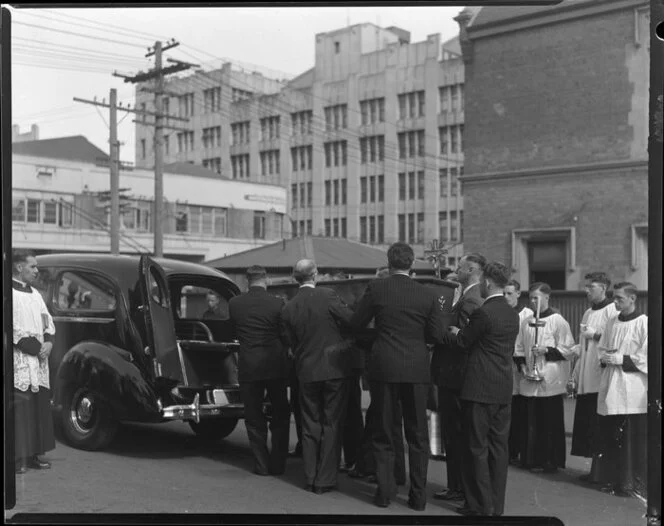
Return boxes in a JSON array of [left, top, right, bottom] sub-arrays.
[[12, 21, 148, 49], [12, 39, 150, 62]]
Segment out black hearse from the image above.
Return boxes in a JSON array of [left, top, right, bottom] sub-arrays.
[[34, 253, 243, 451]]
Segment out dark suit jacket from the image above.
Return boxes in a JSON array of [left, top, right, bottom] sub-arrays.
[[228, 287, 290, 382], [350, 274, 447, 384], [431, 282, 484, 390], [455, 295, 521, 405], [281, 285, 355, 383]]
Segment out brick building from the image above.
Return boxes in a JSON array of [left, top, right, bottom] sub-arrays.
[[134, 24, 467, 265], [457, 0, 649, 290]]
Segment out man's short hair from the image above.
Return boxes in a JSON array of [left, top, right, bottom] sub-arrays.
[[246, 265, 267, 284], [585, 271, 611, 289], [506, 279, 521, 291], [292, 259, 317, 284], [463, 253, 487, 271], [387, 242, 414, 271], [529, 282, 552, 295], [12, 249, 35, 273], [483, 262, 512, 288], [614, 281, 638, 297]]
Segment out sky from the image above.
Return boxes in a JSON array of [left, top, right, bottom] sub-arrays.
[[9, 6, 463, 164]]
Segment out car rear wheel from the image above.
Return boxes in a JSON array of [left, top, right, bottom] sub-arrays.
[[59, 386, 119, 451], [188, 418, 238, 440]]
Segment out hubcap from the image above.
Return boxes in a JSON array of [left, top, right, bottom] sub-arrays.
[[69, 390, 96, 434]]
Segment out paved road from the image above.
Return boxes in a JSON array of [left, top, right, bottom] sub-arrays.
[[5, 405, 646, 525]]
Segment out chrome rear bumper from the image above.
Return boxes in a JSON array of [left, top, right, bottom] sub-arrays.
[[159, 393, 243, 423]]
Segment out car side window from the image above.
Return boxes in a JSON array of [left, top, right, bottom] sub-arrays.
[[148, 267, 169, 308], [178, 285, 230, 320], [55, 271, 117, 312]]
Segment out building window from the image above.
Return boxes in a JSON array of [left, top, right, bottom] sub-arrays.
[[307, 220, 312, 235], [231, 121, 250, 145], [360, 177, 367, 204], [140, 139, 146, 160], [334, 41, 340, 54], [178, 93, 194, 118], [175, 205, 188, 233], [459, 124, 464, 153], [439, 127, 449, 155], [259, 116, 280, 141], [397, 131, 425, 159], [341, 218, 347, 238], [408, 213, 415, 243], [450, 211, 458, 242], [417, 213, 424, 243], [232, 88, 253, 102], [528, 241, 567, 290], [397, 91, 425, 120], [439, 211, 448, 242], [202, 157, 221, 174], [200, 206, 214, 235], [333, 218, 339, 237], [398, 173, 406, 201], [177, 131, 194, 153], [417, 171, 425, 200], [360, 135, 385, 163], [360, 97, 385, 125], [451, 125, 459, 153], [299, 183, 306, 208], [307, 182, 313, 207], [260, 149, 280, 176], [291, 110, 313, 135], [202, 126, 221, 149], [231, 154, 250, 179], [324, 104, 347, 131], [203, 87, 221, 112], [214, 208, 227, 237], [408, 172, 415, 200], [439, 168, 448, 197], [439, 86, 449, 113], [164, 135, 169, 155], [360, 216, 367, 243], [291, 145, 312, 172], [254, 211, 266, 239], [291, 184, 298, 209], [377, 175, 384, 202], [325, 180, 331, 205], [325, 219, 331, 237], [450, 167, 458, 196], [58, 201, 73, 227], [398, 214, 406, 242], [324, 141, 347, 167], [26, 199, 40, 223], [369, 216, 376, 244], [333, 180, 339, 205], [341, 179, 347, 205], [369, 176, 376, 203]]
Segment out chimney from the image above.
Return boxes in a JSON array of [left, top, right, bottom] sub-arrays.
[[31, 124, 39, 140]]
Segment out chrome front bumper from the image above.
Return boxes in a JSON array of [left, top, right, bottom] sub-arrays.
[[159, 392, 243, 423]]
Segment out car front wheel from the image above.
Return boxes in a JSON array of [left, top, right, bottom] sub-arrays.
[[59, 386, 119, 451], [188, 418, 238, 440]]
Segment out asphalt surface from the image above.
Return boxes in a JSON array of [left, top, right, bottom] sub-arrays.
[[5, 397, 647, 525]]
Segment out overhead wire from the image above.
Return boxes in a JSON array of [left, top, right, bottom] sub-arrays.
[[12, 21, 150, 49]]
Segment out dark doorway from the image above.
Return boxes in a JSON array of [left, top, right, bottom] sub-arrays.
[[528, 240, 566, 290]]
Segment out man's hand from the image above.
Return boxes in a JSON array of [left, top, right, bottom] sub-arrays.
[[532, 345, 548, 357], [580, 325, 597, 340], [448, 326, 460, 336], [38, 341, 53, 361], [600, 352, 623, 366]]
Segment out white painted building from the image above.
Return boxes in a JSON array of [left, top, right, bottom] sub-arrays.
[[11, 135, 287, 262]]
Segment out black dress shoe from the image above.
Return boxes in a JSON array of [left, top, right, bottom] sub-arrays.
[[407, 498, 426, 511], [289, 446, 303, 458], [304, 484, 314, 492], [456, 506, 481, 516], [27, 456, 51, 470], [347, 468, 367, 479], [373, 495, 390, 508], [434, 489, 464, 501], [338, 463, 354, 473], [313, 485, 336, 495]]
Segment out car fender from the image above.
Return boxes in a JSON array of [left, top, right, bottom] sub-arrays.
[[56, 340, 161, 421]]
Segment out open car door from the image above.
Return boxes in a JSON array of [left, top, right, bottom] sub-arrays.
[[139, 255, 183, 383]]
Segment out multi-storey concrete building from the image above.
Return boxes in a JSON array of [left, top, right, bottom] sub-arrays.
[[12, 135, 287, 261], [134, 24, 467, 265], [456, 0, 649, 290]]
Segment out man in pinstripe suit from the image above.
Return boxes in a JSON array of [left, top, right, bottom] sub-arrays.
[[448, 261, 520, 516], [351, 242, 448, 510]]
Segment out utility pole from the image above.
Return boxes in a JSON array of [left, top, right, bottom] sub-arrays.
[[113, 39, 197, 257], [109, 88, 119, 255]]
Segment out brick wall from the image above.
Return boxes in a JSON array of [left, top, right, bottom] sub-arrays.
[[464, 8, 641, 175]]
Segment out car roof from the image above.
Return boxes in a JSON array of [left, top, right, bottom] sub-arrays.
[[36, 253, 236, 284]]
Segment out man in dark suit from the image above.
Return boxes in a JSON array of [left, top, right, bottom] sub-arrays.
[[448, 261, 520, 516], [351, 242, 448, 511], [431, 253, 486, 502], [228, 266, 291, 476], [281, 259, 354, 494]]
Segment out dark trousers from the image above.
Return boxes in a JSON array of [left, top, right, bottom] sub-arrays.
[[372, 382, 429, 506], [299, 377, 350, 488], [341, 374, 364, 467], [240, 378, 290, 475], [290, 370, 302, 448], [357, 381, 406, 482], [438, 386, 464, 492], [461, 400, 511, 516], [509, 394, 525, 461], [14, 388, 55, 462]]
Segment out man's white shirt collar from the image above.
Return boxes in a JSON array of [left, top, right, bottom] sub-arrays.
[[392, 270, 410, 277], [13, 278, 27, 286], [485, 293, 503, 301], [299, 283, 316, 288], [462, 282, 479, 296]]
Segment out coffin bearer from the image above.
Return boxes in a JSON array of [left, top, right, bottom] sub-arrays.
[[448, 261, 521, 516], [351, 242, 448, 511], [281, 259, 355, 494], [569, 272, 618, 482], [514, 282, 575, 473], [503, 280, 533, 466], [12, 249, 56, 474], [431, 254, 486, 502], [596, 282, 648, 499], [228, 266, 291, 476]]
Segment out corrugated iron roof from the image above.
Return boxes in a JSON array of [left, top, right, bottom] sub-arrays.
[[163, 162, 230, 179], [205, 236, 434, 272], [12, 135, 109, 164], [468, 1, 600, 30]]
